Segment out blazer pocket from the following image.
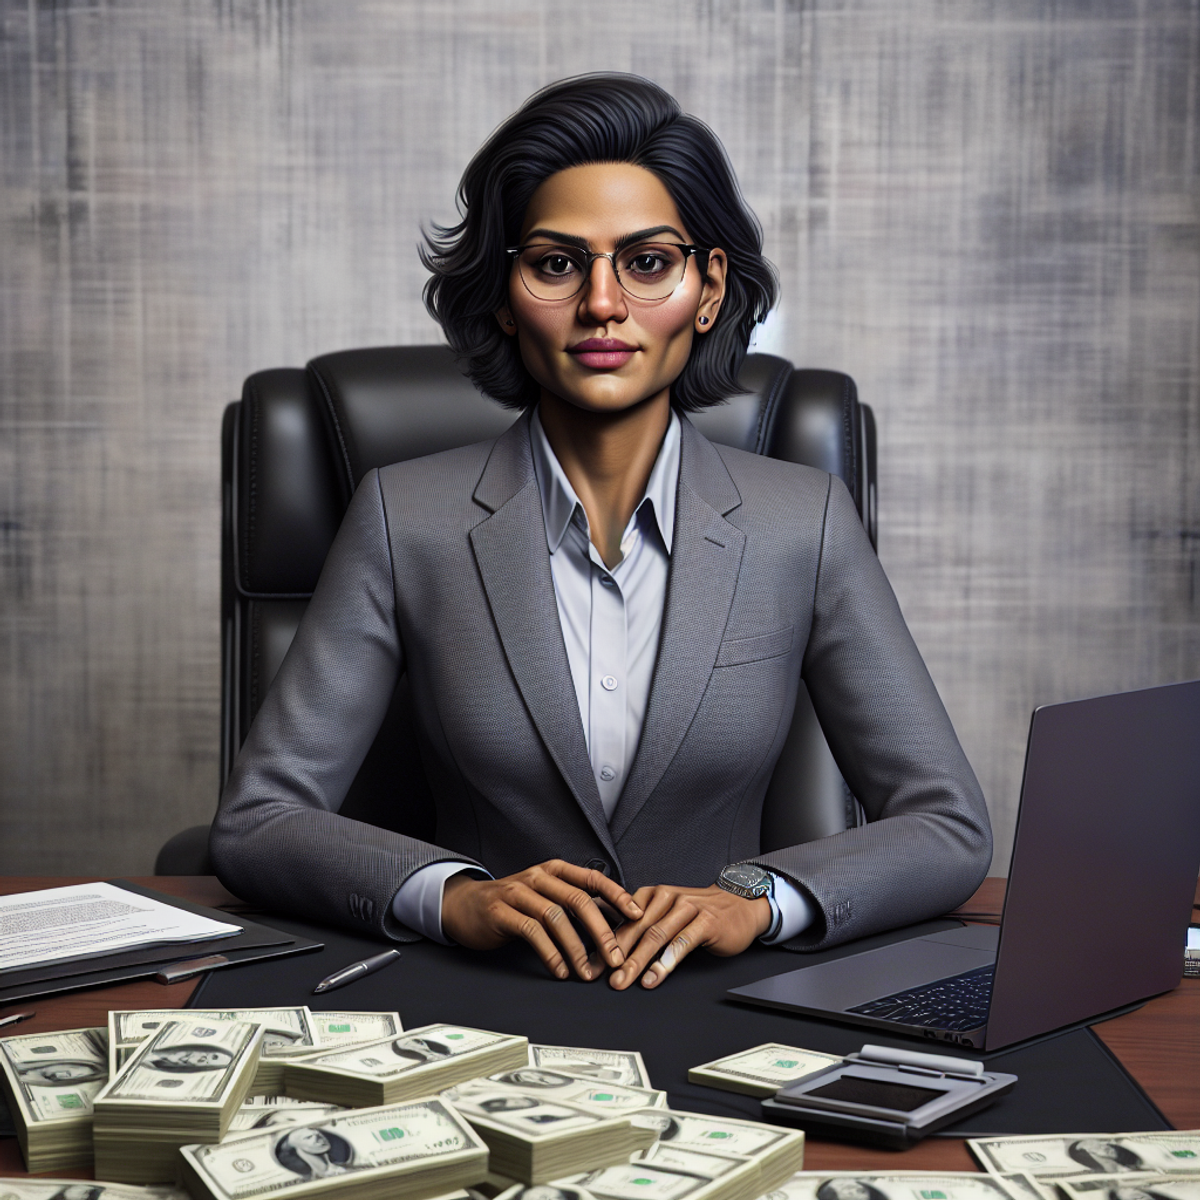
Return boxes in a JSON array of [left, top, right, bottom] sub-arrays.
[[715, 624, 794, 668]]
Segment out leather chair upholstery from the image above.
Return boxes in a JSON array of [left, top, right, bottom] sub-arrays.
[[155, 346, 876, 874]]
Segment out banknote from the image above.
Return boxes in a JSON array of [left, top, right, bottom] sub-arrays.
[[529, 1045, 651, 1089], [688, 1044, 843, 1098], [559, 1161, 721, 1200], [970, 1134, 1200, 1179], [996, 1173, 1055, 1200], [226, 1095, 346, 1134], [449, 1068, 667, 1112], [0, 1027, 109, 1125], [293, 1025, 525, 1082], [178, 1098, 489, 1200], [97, 1019, 262, 1107], [0, 1182, 186, 1200], [448, 1087, 611, 1138], [109, 1008, 315, 1070], [758, 1172, 1029, 1200], [1059, 1173, 1200, 1200], [310, 1011, 402, 1046], [631, 1109, 794, 1158]]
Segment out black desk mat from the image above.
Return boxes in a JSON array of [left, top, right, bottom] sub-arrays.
[[189, 914, 1171, 1137]]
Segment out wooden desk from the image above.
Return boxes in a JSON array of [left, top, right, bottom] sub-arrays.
[[1, 876, 1196, 1179]]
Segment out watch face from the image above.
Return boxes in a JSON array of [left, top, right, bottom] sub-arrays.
[[723, 865, 769, 889]]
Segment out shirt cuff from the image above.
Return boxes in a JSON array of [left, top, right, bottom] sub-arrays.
[[391, 862, 491, 944], [760, 873, 815, 944]]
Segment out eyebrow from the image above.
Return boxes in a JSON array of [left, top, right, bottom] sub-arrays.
[[521, 225, 686, 250]]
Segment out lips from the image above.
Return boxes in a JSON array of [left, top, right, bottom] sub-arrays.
[[568, 338, 637, 369]]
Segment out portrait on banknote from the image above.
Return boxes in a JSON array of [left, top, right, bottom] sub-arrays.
[[273, 1125, 355, 1178]]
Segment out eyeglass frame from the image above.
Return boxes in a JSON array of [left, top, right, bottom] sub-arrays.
[[505, 241, 711, 302]]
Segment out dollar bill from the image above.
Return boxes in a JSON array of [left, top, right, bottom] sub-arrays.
[[178, 1098, 488, 1200], [557, 1161, 722, 1200], [108, 1008, 316, 1071], [996, 1174, 1055, 1200], [0, 1026, 109, 1125], [310, 1011, 402, 1046], [969, 1134, 1200, 1179], [757, 1172, 1028, 1200], [227, 1095, 346, 1135], [529, 1045, 651, 1089], [448, 1087, 611, 1138], [631, 1109, 794, 1158], [96, 1019, 262, 1107], [1059, 1174, 1200, 1200], [0, 1182, 186, 1200], [448, 1068, 667, 1112], [688, 1044, 843, 1098]]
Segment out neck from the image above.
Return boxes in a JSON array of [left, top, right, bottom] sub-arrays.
[[537, 387, 671, 569]]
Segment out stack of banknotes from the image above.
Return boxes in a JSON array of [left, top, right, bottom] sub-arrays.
[[282, 1024, 530, 1107], [0, 1025, 111, 1172], [108, 1007, 403, 1094], [92, 1020, 266, 1183]]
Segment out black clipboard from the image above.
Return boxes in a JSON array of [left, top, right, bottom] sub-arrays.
[[0, 880, 322, 1006]]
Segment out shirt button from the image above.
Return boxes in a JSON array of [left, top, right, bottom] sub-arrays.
[[600, 766, 616, 782], [601, 675, 618, 691], [599, 575, 615, 588]]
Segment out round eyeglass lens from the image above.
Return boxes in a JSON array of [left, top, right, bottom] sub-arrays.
[[516, 243, 689, 301]]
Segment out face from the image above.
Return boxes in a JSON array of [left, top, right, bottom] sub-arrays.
[[28, 1062, 97, 1082], [164, 1048, 229, 1068], [501, 162, 726, 417], [290, 1127, 332, 1154]]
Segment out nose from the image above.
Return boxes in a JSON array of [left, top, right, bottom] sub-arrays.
[[577, 254, 628, 324]]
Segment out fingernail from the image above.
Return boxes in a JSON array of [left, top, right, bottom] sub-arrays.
[[556, 965, 568, 979], [644, 970, 658, 987], [610, 948, 624, 966], [629, 905, 643, 917], [581, 965, 593, 980], [611, 970, 624, 985]]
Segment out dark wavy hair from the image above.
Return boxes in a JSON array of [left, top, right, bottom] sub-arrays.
[[422, 73, 778, 412]]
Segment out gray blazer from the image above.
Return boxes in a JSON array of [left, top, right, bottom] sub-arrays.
[[211, 412, 991, 950]]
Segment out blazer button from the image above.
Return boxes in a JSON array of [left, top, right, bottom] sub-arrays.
[[585, 858, 610, 876]]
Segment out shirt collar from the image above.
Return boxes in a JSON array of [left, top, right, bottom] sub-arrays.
[[529, 406, 680, 558]]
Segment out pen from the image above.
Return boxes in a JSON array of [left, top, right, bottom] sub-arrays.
[[0, 1011, 35, 1030], [313, 948, 401, 995]]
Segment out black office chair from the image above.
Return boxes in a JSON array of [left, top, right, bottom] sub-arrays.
[[155, 346, 877, 874]]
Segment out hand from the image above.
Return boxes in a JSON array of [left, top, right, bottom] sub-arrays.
[[606, 884, 772, 990], [441, 859, 644, 982]]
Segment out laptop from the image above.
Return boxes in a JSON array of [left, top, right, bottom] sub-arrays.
[[728, 678, 1200, 1052]]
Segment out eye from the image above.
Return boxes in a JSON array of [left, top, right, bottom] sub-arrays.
[[531, 250, 583, 279], [620, 244, 680, 280]]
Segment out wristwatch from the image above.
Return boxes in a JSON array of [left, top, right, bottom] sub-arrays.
[[716, 864, 781, 939]]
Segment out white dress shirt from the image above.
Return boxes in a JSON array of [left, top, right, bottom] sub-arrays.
[[392, 410, 813, 944]]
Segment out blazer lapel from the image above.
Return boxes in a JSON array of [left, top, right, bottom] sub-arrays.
[[609, 419, 746, 843], [469, 415, 617, 860]]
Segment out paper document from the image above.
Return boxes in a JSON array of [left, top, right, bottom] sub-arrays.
[[0, 882, 241, 974]]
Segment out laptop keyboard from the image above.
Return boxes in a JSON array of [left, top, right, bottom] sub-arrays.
[[847, 963, 994, 1031]]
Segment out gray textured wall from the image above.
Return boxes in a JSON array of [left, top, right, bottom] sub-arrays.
[[1, 1, 1197, 879]]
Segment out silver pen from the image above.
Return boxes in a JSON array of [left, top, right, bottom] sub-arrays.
[[313, 948, 401, 995], [0, 1011, 35, 1030]]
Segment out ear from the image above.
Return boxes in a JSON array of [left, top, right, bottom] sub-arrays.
[[495, 307, 518, 336], [695, 248, 727, 332]]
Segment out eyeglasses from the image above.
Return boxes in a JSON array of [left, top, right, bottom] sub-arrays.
[[506, 241, 709, 302]]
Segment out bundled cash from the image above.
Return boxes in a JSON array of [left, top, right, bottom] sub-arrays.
[[0, 1181, 187, 1200], [109, 1008, 318, 1094], [0, 1025, 109, 1172], [687, 1044, 843, 1098], [93, 1018, 265, 1183], [529, 1045, 651, 1089], [309, 1011, 403, 1046], [284, 1024, 528, 1107], [178, 1097, 489, 1200], [226, 1095, 347, 1137], [754, 1171, 1030, 1200], [448, 1067, 667, 1114], [970, 1133, 1200, 1180], [444, 1079, 659, 1183], [1059, 1174, 1200, 1200]]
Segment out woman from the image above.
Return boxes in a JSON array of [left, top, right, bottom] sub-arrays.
[[212, 73, 990, 990]]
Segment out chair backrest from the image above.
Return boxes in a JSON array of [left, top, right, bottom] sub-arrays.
[[222, 346, 877, 849]]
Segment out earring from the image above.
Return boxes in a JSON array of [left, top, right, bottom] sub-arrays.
[[698, 316, 710, 327], [505, 319, 514, 327]]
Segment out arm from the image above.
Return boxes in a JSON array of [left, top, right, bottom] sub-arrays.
[[751, 475, 993, 949], [210, 471, 485, 941]]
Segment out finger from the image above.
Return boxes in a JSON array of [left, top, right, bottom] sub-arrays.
[[609, 887, 675, 960], [609, 899, 699, 990], [641, 912, 711, 988], [492, 902, 573, 981], [546, 861, 644, 920], [505, 884, 596, 980], [530, 876, 629, 971]]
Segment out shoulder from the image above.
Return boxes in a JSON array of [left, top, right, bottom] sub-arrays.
[[710, 438, 833, 501], [370, 428, 514, 518]]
